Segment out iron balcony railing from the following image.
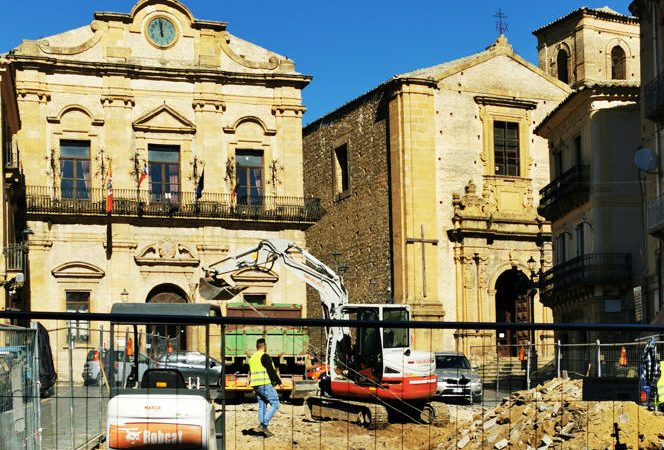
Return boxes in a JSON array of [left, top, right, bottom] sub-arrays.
[[538, 165, 590, 221], [645, 71, 664, 120], [24, 186, 324, 223], [539, 252, 631, 307], [3, 244, 25, 272], [647, 192, 664, 236]]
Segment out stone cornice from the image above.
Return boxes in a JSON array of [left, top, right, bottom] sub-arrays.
[[474, 95, 538, 110], [7, 55, 312, 89]]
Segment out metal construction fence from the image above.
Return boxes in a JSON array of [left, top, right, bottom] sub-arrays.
[[0, 323, 40, 450], [3, 311, 664, 450]]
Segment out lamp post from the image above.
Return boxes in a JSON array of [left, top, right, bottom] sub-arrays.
[[121, 289, 129, 303], [526, 256, 540, 372]]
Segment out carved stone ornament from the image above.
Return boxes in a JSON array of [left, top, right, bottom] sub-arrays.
[[452, 180, 486, 217], [135, 240, 200, 266]]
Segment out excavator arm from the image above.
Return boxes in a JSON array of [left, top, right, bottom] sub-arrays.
[[202, 239, 351, 379]]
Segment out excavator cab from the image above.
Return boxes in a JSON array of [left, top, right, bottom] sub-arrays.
[[340, 304, 411, 385]]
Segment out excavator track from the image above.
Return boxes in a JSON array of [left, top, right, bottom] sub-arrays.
[[305, 396, 389, 429]]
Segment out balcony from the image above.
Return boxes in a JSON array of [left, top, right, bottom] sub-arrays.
[[24, 186, 323, 225], [645, 71, 664, 120], [647, 193, 664, 238], [538, 165, 590, 221], [3, 244, 25, 272], [539, 253, 632, 307]]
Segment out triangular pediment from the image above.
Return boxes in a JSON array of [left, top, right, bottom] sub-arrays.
[[133, 105, 196, 134], [52, 261, 105, 279]]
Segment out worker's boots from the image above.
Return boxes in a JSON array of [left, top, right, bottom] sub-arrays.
[[261, 424, 274, 437]]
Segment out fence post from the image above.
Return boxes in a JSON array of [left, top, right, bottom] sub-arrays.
[[67, 325, 76, 450], [99, 326, 104, 438], [496, 343, 500, 396], [596, 339, 602, 378], [31, 322, 41, 450], [556, 339, 563, 378], [526, 341, 531, 390]]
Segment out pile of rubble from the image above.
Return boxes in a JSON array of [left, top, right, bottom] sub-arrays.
[[438, 377, 664, 450]]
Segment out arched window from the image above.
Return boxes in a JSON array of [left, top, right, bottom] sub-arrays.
[[611, 46, 626, 80], [556, 49, 569, 84]]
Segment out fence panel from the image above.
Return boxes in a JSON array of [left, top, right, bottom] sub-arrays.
[[0, 324, 40, 450]]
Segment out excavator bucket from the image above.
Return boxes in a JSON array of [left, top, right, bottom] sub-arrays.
[[198, 277, 247, 301]]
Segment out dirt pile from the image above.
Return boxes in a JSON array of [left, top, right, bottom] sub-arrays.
[[437, 378, 664, 450]]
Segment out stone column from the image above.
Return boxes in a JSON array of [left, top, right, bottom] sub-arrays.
[[387, 77, 444, 350]]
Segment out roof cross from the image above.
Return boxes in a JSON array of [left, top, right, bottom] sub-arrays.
[[494, 9, 509, 35]]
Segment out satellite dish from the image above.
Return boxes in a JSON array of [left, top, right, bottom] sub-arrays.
[[634, 147, 658, 173]]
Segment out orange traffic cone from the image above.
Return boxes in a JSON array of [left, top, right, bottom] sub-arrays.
[[518, 346, 525, 362], [167, 340, 173, 353], [619, 346, 627, 366], [126, 337, 134, 357]]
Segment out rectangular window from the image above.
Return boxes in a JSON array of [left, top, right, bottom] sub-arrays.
[[555, 234, 567, 264], [574, 136, 582, 165], [334, 144, 350, 195], [66, 291, 90, 343], [2, 105, 12, 167], [576, 224, 585, 257], [553, 150, 563, 178], [235, 150, 263, 206], [148, 144, 180, 203], [60, 140, 91, 200], [243, 293, 266, 305], [493, 121, 520, 176]]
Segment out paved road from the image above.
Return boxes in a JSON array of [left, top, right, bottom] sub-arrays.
[[41, 383, 106, 450]]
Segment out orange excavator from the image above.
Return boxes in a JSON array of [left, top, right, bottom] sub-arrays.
[[203, 239, 443, 427]]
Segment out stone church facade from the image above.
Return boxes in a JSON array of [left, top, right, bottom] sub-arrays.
[[0, 0, 316, 379], [303, 36, 571, 359]]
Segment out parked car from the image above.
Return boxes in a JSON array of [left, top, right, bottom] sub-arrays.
[[155, 351, 222, 386], [82, 349, 152, 387], [434, 351, 482, 403]]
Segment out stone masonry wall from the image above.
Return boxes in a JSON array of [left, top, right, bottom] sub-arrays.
[[303, 90, 392, 347]]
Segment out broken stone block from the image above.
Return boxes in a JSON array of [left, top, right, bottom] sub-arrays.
[[456, 435, 470, 449], [494, 439, 509, 449]]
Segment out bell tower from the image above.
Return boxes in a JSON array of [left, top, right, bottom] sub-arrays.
[[532, 7, 639, 87]]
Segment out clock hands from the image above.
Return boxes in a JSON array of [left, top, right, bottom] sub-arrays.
[[159, 19, 164, 38]]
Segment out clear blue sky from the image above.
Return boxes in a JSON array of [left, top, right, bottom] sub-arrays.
[[0, 1, 633, 123]]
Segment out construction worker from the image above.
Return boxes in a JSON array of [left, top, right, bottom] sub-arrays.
[[249, 338, 281, 437]]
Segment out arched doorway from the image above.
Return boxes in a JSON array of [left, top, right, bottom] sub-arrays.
[[146, 284, 189, 355], [495, 269, 530, 357]]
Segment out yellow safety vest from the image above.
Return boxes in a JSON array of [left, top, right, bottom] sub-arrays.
[[657, 361, 664, 405], [249, 350, 271, 387]]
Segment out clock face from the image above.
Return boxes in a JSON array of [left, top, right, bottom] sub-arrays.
[[147, 17, 177, 48]]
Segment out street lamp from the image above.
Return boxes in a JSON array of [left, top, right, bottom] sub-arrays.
[[121, 289, 129, 303], [526, 256, 539, 371]]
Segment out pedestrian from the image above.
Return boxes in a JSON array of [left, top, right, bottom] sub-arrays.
[[249, 338, 281, 437]]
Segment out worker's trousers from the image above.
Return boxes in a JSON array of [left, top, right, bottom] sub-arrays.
[[254, 383, 280, 427]]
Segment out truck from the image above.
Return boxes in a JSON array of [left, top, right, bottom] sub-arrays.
[[221, 303, 310, 399]]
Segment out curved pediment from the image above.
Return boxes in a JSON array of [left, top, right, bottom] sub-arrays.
[[52, 261, 105, 279], [135, 240, 200, 266], [133, 104, 196, 134], [230, 267, 279, 284]]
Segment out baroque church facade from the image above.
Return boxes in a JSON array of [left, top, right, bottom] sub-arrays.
[[0, 0, 316, 379], [303, 35, 571, 358]]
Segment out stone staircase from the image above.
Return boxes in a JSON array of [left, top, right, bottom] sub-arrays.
[[477, 356, 553, 388]]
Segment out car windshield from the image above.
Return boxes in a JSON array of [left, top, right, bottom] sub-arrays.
[[436, 355, 471, 370]]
